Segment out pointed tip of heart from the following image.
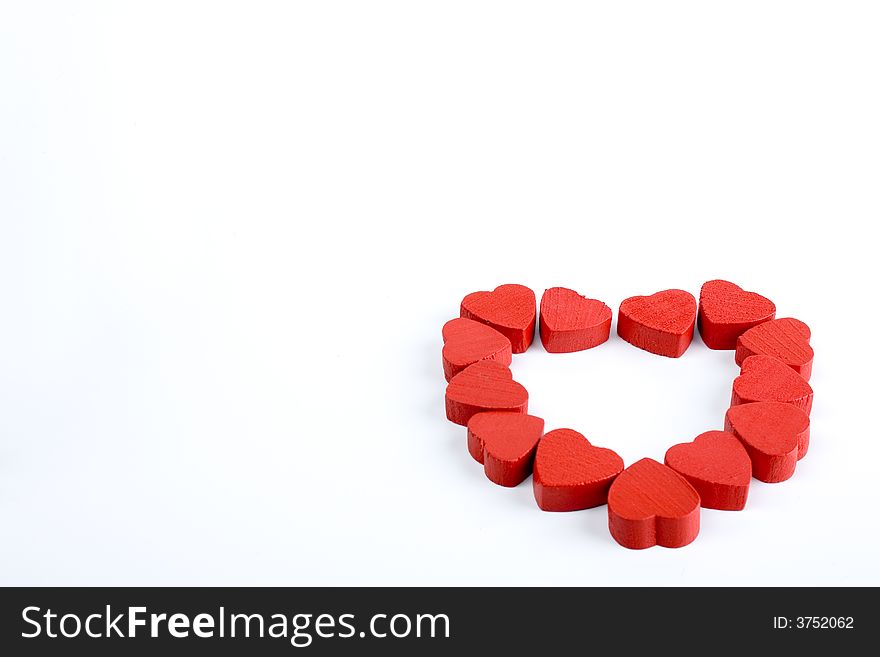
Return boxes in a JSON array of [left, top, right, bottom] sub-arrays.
[[698, 279, 776, 349], [607, 458, 701, 549], [664, 431, 751, 510]]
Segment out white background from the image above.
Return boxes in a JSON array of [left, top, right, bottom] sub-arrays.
[[1, 2, 878, 586]]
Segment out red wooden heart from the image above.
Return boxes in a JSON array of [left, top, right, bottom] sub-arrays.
[[617, 289, 696, 358], [442, 317, 512, 381], [445, 360, 528, 426], [731, 355, 813, 415], [607, 458, 701, 549], [698, 279, 776, 350], [532, 428, 624, 511], [664, 431, 751, 510], [725, 401, 811, 482], [735, 317, 813, 381], [467, 412, 545, 487], [539, 287, 612, 353], [460, 284, 536, 353]]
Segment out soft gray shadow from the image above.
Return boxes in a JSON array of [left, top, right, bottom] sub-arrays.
[[582, 505, 613, 545]]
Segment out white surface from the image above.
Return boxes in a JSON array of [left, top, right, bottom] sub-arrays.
[[1, 2, 879, 586]]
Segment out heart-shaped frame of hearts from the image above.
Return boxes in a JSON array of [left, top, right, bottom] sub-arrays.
[[442, 281, 814, 549]]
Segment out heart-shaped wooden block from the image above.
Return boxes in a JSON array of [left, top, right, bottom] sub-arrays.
[[735, 317, 814, 381], [532, 429, 624, 511], [731, 355, 813, 415], [460, 284, 536, 353], [664, 431, 751, 510], [698, 279, 776, 350], [617, 289, 697, 358], [467, 412, 545, 487], [607, 458, 701, 549], [442, 317, 512, 381], [539, 287, 612, 353], [445, 360, 528, 426], [725, 401, 811, 482]]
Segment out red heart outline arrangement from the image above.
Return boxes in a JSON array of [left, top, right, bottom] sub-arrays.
[[441, 281, 814, 549]]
